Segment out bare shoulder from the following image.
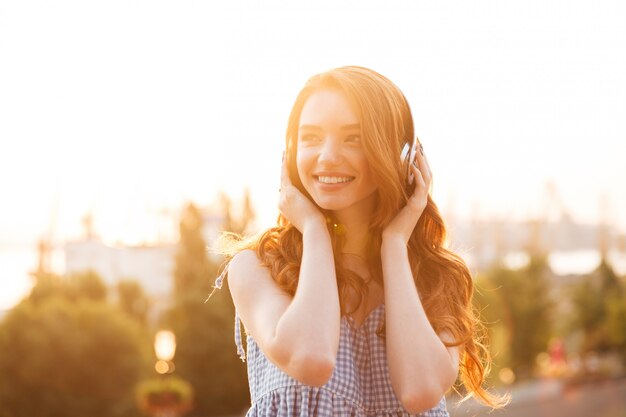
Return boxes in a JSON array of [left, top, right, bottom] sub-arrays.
[[228, 249, 265, 282], [228, 250, 269, 299], [228, 250, 288, 310], [227, 250, 291, 336]]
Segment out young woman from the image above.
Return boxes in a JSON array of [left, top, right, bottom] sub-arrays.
[[218, 66, 506, 416]]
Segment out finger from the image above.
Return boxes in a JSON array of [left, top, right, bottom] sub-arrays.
[[411, 164, 429, 197], [413, 163, 433, 197], [413, 144, 432, 184], [410, 164, 424, 191], [407, 167, 428, 212]]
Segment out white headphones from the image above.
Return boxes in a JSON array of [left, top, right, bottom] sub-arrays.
[[400, 138, 419, 186]]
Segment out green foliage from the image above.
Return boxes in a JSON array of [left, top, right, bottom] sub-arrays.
[[28, 270, 108, 304], [117, 279, 150, 325], [476, 255, 626, 383], [606, 295, 626, 353], [71, 270, 108, 302], [0, 297, 150, 417], [27, 271, 68, 303], [473, 274, 513, 381], [136, 376, 193, 403], [165, 202, 250, 416], [569, 259, 626, 358], [220, 188, 256, 235], [136, 376, 193, 416], [167, 290, 249, 416], [173, 203, 213, 295], [473, 256, 553, 380]]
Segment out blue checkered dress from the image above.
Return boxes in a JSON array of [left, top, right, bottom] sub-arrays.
[[234, 304, 450, 416]]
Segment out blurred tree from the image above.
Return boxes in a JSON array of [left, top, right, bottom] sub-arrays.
[[570, 259, 626, 358], [220, 188, 256, 235], [117, 279, 150, 325], [473, 272, 514, 384], [173, 203, 213, 295], [28, 270, 108, 304], [0, 297, 150, 417], [474, 256, 553, 380], [27, 271, 70, 303], [70, 270, 108, 302], [165, 201, 250, 416]]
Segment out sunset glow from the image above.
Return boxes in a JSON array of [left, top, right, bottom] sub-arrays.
[[1, 0, 626, 309]]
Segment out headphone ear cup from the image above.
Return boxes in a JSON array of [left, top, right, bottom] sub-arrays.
[[400, 140, 417, 186], [400, 142, 411, 185]]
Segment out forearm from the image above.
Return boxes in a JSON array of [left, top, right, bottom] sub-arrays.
[[272, 221, 341, 367], [382, 237, 457, 409]]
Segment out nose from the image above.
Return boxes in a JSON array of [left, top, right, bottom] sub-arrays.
[[318, 137, 343, 166]]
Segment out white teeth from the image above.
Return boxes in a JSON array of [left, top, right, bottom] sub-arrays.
[[317, 176, 354, 184]]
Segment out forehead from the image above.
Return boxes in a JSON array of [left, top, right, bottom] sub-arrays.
[[299, 89, 360, 127]]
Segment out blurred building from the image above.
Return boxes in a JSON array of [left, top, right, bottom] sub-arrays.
[[65, 237, 177, 298], [448, 217, 626, 275], [63, 207, 225, 298]]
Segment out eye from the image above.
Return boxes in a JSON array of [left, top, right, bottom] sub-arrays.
[[300, 134, 320, 143], [345, 134, 361, 144], [299, 133, 319, 146]]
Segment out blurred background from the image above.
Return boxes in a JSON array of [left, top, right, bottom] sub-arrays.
[[1, 1, 625, 416]]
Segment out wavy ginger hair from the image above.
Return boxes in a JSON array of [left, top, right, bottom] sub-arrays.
[[221, 66, 506, 408]]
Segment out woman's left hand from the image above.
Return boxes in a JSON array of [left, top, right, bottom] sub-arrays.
[[382, 142, 432, 245]]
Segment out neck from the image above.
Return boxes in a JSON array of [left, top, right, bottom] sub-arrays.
[[331, 195, 376, 259]]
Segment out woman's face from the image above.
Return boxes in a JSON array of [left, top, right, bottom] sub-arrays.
[[296, 89, 378, 214]]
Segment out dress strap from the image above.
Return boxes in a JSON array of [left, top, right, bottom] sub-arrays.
[[234, 310, 246, 362], [204, 263, 229, 302], [205, 262, 246, 361]]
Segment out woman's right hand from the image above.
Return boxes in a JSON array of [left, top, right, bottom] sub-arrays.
[[279, 153, 326, 233]]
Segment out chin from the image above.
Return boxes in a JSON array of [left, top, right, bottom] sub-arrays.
[[315, 199, 351, 212], [309, 197, 337, 211]]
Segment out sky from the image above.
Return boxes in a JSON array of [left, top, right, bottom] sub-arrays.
[[1, 0, 625, 306]]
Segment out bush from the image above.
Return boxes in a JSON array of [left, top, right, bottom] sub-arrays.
[[0, 297, 150, 417], [136, 376, 194, 417]]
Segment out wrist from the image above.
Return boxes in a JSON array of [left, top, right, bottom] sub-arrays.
[[381, 232, 407, 248], [381, 234, 408, 256], [302, 217, 329, 236]]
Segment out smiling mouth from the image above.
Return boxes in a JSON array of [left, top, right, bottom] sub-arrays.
[[315, 175, 355, 184]]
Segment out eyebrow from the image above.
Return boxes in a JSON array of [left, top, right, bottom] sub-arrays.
[[299, 123, 361, 131]]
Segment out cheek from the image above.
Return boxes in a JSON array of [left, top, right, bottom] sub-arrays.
[[362, 168, 380, 193], [295, 153, 310, 184], [358, 159, 376, 182], [297, 146, 316, 169]]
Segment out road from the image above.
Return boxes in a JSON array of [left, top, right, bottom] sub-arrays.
[[449, 378, 626, 417]]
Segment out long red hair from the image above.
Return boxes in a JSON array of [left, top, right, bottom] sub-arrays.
[[221, 66, 506, 407]]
